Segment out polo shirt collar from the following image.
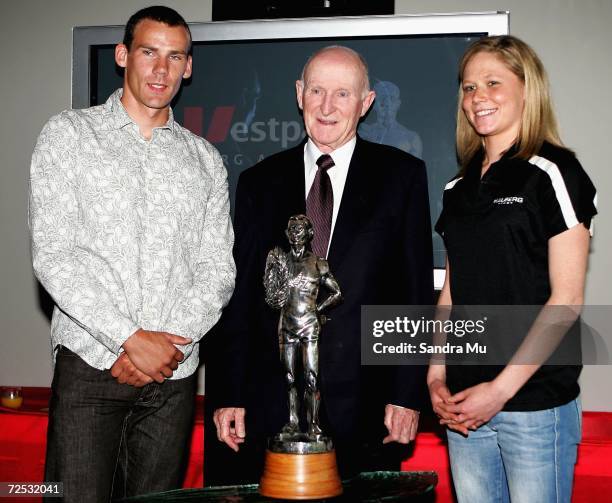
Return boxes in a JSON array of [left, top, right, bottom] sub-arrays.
[[466, 143, 521, 180]]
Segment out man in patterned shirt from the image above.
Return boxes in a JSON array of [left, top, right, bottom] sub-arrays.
[[28, 6, 235, 501]]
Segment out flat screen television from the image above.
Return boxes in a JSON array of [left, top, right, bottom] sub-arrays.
[[72, 11, 509, 288]]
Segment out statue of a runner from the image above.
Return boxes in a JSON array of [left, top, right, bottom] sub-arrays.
[[263, 214, 342, 440]]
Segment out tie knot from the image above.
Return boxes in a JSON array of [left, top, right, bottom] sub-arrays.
[[316, 154, 335, 172]]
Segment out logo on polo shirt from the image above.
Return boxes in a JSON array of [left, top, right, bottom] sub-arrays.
[[493, 196, 524, 205]]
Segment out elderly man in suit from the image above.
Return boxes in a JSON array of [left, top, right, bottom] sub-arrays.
[[206, 45, 433, 482]]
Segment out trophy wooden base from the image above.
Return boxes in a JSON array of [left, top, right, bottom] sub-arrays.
[[259, 449, 343, 500]]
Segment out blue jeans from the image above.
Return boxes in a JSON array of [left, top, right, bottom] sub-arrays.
[[447, 398, 581, 503], [44, 347, 196, 502]]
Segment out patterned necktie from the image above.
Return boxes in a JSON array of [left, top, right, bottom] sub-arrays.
[[306, 154, 335, 258]]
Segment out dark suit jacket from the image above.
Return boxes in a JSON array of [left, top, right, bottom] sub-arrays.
[[207, 137, 433, 443]]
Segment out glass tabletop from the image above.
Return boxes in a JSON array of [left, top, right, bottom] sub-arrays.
[[120, 470, 437, 502]]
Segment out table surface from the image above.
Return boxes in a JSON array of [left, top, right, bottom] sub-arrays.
[[120, 471, 437, 502]]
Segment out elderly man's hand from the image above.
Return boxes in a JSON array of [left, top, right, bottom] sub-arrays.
[[213, 407, 246, 452], [382, 404, 420, 444]]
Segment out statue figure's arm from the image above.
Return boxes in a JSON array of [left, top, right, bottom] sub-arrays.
[[263, 247, 289, 310], [316, 258, 342, 314]]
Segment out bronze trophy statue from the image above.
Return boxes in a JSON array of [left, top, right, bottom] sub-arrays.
[[259, 214, 343, 499]]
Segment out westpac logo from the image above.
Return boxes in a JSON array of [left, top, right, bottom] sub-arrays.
[[183, 106, 304, 148], [493, 196, 524, 205]]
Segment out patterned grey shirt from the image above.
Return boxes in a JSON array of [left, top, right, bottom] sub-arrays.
[[29, 89, 236, 379]]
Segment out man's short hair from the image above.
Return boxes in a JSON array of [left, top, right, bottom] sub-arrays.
[[299, 45, 371, 96], [123, 5, 192, 53]]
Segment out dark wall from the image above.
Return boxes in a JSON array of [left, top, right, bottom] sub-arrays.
[[212, 0, 394, 21]]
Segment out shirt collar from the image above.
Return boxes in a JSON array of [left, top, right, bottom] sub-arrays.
[[466, 143, 521, 179], [305, 136, 357, 170], [499, 143, 520, 161], [464, 149, 484, 181], [103, 88, 176, 133]]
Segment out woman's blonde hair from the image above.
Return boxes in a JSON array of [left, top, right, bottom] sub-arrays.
[[456, 35, 563, 168]]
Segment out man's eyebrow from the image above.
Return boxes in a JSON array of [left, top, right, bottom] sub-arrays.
[[135, 44, 157, 51], [134, 45, 187, 56]]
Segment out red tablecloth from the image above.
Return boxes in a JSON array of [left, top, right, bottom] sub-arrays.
[[1, 388, 611, 503], [0, 387, 204, 489]]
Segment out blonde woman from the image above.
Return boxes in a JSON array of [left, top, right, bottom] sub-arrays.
[[429, 36, 597, 502]]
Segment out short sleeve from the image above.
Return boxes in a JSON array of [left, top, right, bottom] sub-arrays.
[[531, 152, 597, 238], [435, 176, 462, 237]]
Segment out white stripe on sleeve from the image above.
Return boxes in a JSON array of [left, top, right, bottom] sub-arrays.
[[529, 155, 579, 230]]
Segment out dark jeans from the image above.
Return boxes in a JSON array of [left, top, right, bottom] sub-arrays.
[[44, 347, 196, 502]]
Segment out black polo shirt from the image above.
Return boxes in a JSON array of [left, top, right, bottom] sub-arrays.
[[436, 141, 597, 410]]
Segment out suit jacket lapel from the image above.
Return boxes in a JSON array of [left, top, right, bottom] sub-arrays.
[[272, 142, 307, 221], [327, 138, 371, 269]]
